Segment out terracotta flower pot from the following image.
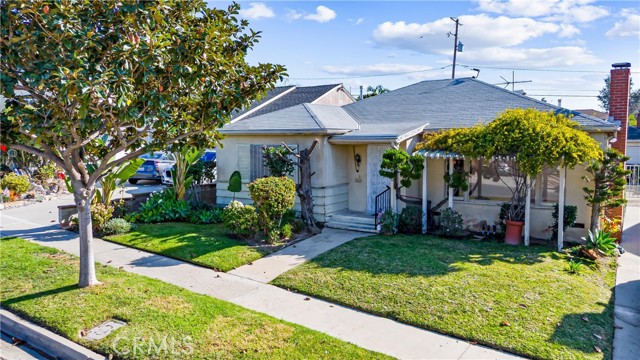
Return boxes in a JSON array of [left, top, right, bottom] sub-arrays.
[[504, 220, 524, 245]]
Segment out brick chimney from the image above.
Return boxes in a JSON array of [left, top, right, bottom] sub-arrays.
[[605, 62, 631, 240], [609, 62, 631, 154]]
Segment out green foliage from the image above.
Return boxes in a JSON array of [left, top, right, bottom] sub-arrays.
[[227, 171, 242, 198], [567, 259, 584, 275], [363, 85, 390, 99], [263, 146, 295, 177], [32, 161, 58, 183], [583, 229, 617, 257], [248, 176, 296, 235], [420, 109, 602, 176], [102, 218, 133, 236], [280, 224, 293, 240], [0, 173, 30, 194], [551, 203, 578, 240], [134, 189, 191, 223], [443, 169, 469, 192], [583, 148, 631, 231], [379, 149, 424, 189], [290, 218, 306, 234], [188, 208, 223, 225], [171, 146, 203, 201], [398, 206, 423, 234], [379, 209, 398, 235], [91, 203, 114, 232], [223, 201, 258, 239], [439, 208, 464, 236], [98, 158, 144, 205]]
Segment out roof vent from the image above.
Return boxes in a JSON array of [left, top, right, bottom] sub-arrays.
[[612, 62, 631, 69]]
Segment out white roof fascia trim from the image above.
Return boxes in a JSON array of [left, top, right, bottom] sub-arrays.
[[230, 86, 297, 123], [311, 84, 343, 104], [396, 124, 429, 143]]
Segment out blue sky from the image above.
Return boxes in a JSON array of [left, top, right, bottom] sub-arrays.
[[210, 1, 640, 110]]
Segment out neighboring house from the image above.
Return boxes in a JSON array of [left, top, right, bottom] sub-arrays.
[[628, 126, 640, 164], [230, 84, 355, 122], [218, 77, 622, 242]]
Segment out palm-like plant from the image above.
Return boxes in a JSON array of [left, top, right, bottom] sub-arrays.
[[583, 229, 617, 256]]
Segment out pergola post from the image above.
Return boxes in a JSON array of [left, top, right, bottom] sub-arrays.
[[557, 166, 566, 251], [422, 158, 428, 234], [524, 180, 533, 246], [448, 157, 454, 209]]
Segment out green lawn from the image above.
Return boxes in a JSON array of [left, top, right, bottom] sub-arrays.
[[105, 223, 268, 272], [272, 235, 616, 360], [0, 237, 388, 359]]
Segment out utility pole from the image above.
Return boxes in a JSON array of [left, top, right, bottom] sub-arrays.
[[449, 17, 461, 79]]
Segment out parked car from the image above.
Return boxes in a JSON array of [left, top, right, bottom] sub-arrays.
[[128, 152, 175, 184], [161, 150, 216, 185]]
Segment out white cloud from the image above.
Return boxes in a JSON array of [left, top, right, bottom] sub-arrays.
[[606, 9, 640, 38], [349, 17, 365, 25], [476, 0, 608, 23], [239, 2, 275, 20], [461, 46, 601, 67], [285, 9, 302, 21], [373, 15, 579, 55], [304, 6, 336, 23], [322, 63, 432, 76]]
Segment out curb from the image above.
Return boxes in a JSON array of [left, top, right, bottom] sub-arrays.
[[1, 309, 105, 360]]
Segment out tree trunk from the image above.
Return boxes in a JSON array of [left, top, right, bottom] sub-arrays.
[[298, 148, 320, 234], [590, 203, 601, 233], [73, 184, 100, 287]]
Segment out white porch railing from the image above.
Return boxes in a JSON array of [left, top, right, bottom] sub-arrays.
[[627, 164, 640, 198]]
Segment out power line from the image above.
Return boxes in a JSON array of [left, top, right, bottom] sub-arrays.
[[460, 64, 640, 74]]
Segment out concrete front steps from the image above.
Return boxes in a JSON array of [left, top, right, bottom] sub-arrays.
[[324, 211, 379, 233]]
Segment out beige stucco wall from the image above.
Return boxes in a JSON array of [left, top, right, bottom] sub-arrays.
[[217, 134, 348, 222], [312, 87, 354, 106]]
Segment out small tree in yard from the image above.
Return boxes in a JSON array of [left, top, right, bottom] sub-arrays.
[[227, 171, 242, 201], [379, 148, 424, 210], [583, 148, 631, 233], [0, 1, 285, 287], [263, 141, 321, 234], [248, 177, 296, 236]]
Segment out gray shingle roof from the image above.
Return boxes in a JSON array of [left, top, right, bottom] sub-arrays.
[[223, 103, 359, 134], [232, 84, 342, 120], [342, 78, 617, 132]]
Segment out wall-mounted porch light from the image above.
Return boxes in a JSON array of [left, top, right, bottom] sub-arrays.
[[354, 153, 362, 172]]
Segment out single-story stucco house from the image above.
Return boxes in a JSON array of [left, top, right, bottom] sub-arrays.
[[218, 65, 631, 244]]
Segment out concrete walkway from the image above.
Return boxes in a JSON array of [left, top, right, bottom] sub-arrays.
[[229, 228, 365, 282], [1, 201, 523, 359], [613, 203, 640, 360]]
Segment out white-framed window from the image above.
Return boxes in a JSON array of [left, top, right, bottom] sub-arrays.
[[241, 144, 298, 183]]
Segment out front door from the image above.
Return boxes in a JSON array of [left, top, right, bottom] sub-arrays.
[[367, 145, 390, 214]]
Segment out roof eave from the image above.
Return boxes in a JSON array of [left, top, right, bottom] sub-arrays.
[[221, 128, 354, 136]]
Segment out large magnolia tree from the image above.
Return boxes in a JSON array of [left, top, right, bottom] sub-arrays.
[[0, 0, 285, 287]]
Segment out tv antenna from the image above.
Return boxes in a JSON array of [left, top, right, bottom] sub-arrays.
[[494, 71, 532, 91]]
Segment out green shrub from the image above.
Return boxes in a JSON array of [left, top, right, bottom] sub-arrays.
[[583, 229, 617, 256], [91, 203, 114, 232], [134, 189, 192, 223], [551, 203, 577, 240], [248, 176, 296, 235], [267, 229, 281, 244], [188, 208, 223, 224], [0, 173, 30, 194], [439, 208, 464, 236], [103, 218, 133, 235], [567, 259, 583, 275], [379, 209, 398, 235], [222, 201, 258, 239], [282, 209, 297, 225], [280, 223, 293, 240], [398, 206, 422, 234]]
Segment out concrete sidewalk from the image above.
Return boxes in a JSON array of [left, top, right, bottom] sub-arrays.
[[229, 228, 365, 282], [613, 203, 640, 360], [1, 203, 523, 359]]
